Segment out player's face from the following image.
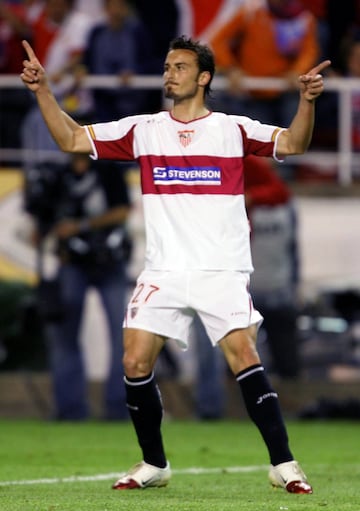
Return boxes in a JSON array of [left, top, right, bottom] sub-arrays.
[[163, 49, 204, 101]]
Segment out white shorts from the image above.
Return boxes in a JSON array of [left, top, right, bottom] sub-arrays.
[[123, 270, 263, 349], [124, 270, 263, 349]]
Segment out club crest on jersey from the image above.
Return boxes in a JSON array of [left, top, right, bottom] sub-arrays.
[[178, 130, 194, 147]]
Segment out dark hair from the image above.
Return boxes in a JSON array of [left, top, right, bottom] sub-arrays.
[[168, 35, 215, 96]]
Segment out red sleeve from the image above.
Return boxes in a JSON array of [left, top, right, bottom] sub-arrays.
[[244, 155, 291, 207]]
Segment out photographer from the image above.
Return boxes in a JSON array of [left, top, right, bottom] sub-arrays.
[[27, 154, 132, 421]]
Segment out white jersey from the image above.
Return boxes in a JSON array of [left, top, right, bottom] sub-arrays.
[[85, 111, 282, 271]]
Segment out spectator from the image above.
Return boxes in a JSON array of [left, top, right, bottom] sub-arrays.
[[132, 0, 178, 73], [0, 0, 33, 154], [300, 0, 329, 61], [343, 38, 360, 153], [74, 0, 105, 18], [30, 0, 93, 94], [20, 0, 94, 170], [132, 0, 178, 111], [26, 154, 132, 421], [209, 0, 319, 128], [175, 0, 245, 43], [22, 0, 45, 26], [83, 0, 154, 122], [0, 1, 29, 73]]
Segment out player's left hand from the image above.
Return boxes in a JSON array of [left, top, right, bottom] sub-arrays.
[[298, 60, 331, 102]]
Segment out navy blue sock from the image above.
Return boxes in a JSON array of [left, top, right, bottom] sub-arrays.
[[125, 372, 167, 468], [236, 364, 293, 466]]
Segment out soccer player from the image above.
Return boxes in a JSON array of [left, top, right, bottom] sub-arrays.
[[20, 35, 330, 494]]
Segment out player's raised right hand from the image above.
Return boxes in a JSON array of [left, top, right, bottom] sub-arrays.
[[20, 40, 47, 92]]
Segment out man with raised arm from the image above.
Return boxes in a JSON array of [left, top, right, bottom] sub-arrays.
[[21, 36, 330, 493]]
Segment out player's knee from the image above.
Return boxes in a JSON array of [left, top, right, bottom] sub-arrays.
[[123, 352, 154, 378]]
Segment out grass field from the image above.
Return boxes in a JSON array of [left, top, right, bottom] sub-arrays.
[[0, 418, 359, 511]]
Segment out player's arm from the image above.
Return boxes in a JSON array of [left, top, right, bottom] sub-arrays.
[[20, 40, 91, 154], [276, 60, 331, 157]]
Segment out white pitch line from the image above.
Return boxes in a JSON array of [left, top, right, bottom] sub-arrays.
[[0, 465, 269, 487]]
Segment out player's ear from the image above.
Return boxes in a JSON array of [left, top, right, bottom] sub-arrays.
[[198, 70, 211, 88]]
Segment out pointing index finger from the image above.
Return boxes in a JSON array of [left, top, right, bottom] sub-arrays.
[[308, 59, 331, 76], [22, 40, 37, 61]]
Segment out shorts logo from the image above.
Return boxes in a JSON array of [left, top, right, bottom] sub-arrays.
[[178, 129, 194, 147], [153, 166, 221, 186]]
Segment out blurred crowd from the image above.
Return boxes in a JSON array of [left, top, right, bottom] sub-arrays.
[[1, 1, 360, 157]]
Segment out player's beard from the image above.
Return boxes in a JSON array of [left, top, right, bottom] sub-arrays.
[[164, 81, 199, 102]]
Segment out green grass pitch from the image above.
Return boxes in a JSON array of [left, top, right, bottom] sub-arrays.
[[0, 418, 359, 511]]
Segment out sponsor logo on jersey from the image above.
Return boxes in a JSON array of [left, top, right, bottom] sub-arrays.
[[178, 129, 194, 147], [153, 166, 221, 185]]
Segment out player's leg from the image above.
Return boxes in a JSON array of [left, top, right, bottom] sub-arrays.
[[219, 325, 293, 464], [113, 328, 171, 490], [219, 327, 312, 494], [113, 270, 192, 489]]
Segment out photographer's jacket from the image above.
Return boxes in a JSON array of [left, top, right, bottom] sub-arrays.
[[55, 160, 131, 267]]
